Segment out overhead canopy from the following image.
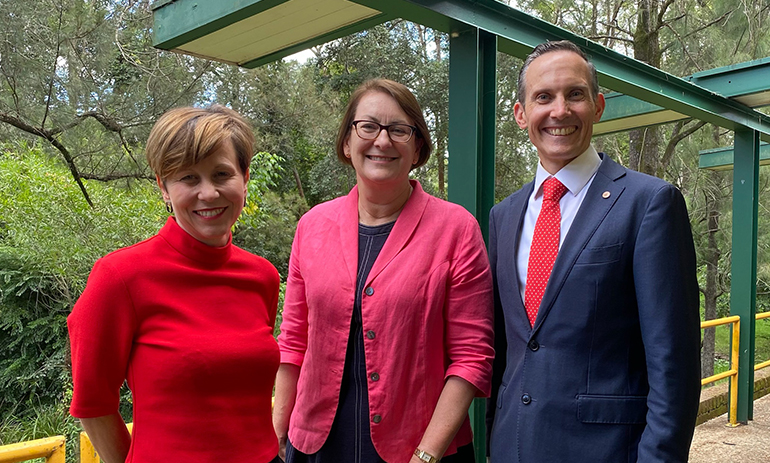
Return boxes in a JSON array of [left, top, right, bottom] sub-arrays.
[[596, 57, 770, 136], [152, 0, 392, 68], [153, 0, 770, 143]]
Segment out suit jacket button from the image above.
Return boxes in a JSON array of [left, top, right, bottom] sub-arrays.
[[365, 287, 374, 296], [528, 339, 539, 351], [521, 394, 532, 405]]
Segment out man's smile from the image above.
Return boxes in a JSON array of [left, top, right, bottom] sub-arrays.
[[544, 126, 577, 136]]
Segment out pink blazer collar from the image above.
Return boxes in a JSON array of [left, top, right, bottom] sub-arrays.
[[338, 180, 430, 287]]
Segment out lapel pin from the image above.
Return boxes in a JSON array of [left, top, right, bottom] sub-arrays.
[[602, 191, 611, 199]]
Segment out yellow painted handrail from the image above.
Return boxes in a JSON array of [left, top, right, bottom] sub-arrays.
[[756, 312, 770, 372], [701, 315, 740, 426], [0, 436, 65, 463], [80, 423, 133, 463]]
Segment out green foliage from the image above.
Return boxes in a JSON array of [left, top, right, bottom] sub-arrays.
[[246, 151, 284, 202], [0, 401, 80, 462], [236, 190, 308, 280], [0, 142, 164, 284], [0, 142, 164, 418], [714, 317, 770, 366]]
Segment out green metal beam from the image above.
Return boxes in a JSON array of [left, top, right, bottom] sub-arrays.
[[699, 143, 770, 171], [240, 12, 394, 68], [447, 26, 497, 459], [152, 0, 289, 51], [687, 57, 770, 105], [596, 58, 770, 136], [351, 0, 770, 141], [730, 129, 760, 423], [595, 94, 681, 135]]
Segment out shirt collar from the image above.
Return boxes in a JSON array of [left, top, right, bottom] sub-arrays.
[[533, 145, 601, 198]]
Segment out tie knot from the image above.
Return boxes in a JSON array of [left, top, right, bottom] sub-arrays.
[[543, 177, 567, 203]]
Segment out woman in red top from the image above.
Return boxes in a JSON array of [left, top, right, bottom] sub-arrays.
[[273, 80, 494, 463], [68, 105, 281, 463]]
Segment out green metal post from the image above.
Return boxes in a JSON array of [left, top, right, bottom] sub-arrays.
[[730, 128, 759, 423], [447, 26, 497, 461]]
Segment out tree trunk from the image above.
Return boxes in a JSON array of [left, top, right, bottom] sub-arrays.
[[701, 189, 720, 379], [292, 166, 305, 200], [629, 0, 662, 175], [701, 124, 726, 379], [434, 32, 446, 197]]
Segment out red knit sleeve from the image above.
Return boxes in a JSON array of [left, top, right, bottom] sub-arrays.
[[68, 257, 137, 418]]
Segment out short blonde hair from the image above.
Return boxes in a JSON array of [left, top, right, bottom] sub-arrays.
[[145, 105, 254, 179], [335, 79, 432, 170]]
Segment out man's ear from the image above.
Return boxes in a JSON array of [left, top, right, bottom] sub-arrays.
[[514, 101, 528, 129], [156, 176, 170, 202], [594, 93, 606, 122]]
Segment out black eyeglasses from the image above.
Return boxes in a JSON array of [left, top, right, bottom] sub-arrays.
[[351, 120, 417, 143]]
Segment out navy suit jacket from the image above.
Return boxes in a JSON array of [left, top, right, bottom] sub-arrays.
[[488, 154, 701, 463]]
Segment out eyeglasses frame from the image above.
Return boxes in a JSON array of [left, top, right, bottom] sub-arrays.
[[351, 120, 418, 143]]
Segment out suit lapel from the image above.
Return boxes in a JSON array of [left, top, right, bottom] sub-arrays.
[[365, 180, 429, 286], [502, 181, 533, 316], [533, 154, 627, 332]]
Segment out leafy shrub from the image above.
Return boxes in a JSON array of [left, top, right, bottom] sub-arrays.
[[0, 143, 164, 418]]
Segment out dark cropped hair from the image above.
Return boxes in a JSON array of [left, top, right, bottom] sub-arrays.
[[517, 40, 600, 105], [335, 79, 432, 170], [146, 105, 254, 180]]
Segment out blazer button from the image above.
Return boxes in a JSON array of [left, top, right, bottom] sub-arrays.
[[366, 330, 376, 339], [528, 339, 539, 351], [370, 372, 380, 381], [365, 287, 374, 296], [521, 394, 532, 405], [372, 414, 382, 423]]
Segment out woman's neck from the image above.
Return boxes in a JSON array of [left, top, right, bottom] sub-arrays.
[[357, 180, 413, 226]]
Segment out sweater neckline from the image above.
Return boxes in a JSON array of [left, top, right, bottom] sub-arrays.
[[158, 216, 232, 265]]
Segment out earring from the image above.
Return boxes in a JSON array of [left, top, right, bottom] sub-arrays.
[[243, 197, 247, 207], [165, 202, 173, 214]]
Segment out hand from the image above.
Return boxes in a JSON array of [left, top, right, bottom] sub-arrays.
[[278, 435, 287, 461]]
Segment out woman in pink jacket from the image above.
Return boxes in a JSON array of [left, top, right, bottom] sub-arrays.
[[273, 79, 494, 463]]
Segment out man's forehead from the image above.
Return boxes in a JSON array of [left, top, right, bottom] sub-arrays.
[[525, 53, 591, 88]]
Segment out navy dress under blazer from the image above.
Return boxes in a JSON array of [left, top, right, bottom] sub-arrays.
[[487, 154, 701, 463]]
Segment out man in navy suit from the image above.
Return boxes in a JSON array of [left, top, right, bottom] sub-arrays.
[[487, 40, 701, 462]]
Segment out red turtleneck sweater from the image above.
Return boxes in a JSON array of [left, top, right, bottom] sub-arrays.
[[69, 217, 280, 462]]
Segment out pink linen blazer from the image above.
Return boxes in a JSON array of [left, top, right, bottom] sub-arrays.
[[278, 180, 494, 463]]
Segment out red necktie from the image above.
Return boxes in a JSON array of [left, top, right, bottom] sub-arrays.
[[525, 177, 568, 327]]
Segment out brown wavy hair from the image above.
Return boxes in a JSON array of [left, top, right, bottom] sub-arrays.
[[145, 105, 254, 180]]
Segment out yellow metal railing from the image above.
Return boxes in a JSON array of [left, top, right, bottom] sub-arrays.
[[701, 315, 741, 426], [2, 317, 767, 461], [0, 436, 65, 463], [755, 311, 770, 372]]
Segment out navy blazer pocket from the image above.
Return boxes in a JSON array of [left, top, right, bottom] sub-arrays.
[[575, 243, 622, 265], [577, 394, 647, 424], [496, 382, 507, 409]]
